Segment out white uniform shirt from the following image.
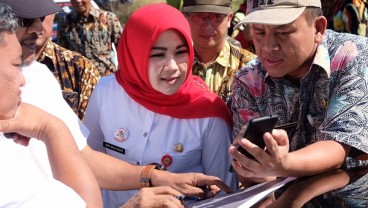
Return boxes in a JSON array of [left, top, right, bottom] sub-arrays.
[[0, 135, 86, 208], [85, 75, 237, 207]]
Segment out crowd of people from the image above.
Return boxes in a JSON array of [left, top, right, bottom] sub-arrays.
[[1, 0, 368, 207]]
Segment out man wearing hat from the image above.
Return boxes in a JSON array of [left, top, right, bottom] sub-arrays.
[[182, 0, 256, 106], [230, 0, 368, 205]]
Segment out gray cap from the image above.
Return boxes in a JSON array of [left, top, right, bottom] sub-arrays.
[[237, 0, 321, 26], [3, 0, 62, 19]]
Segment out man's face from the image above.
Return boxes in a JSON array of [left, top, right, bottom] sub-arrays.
[[0, 32, 25, 120], [36, 14, 55, 56], [71, 0, 91, 16], [252, 14, 321, 80], [16, 17, 44, 65], [186, 12, 233, 50]]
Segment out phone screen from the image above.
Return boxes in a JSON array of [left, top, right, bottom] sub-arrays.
[[237, 115, 278, 159]]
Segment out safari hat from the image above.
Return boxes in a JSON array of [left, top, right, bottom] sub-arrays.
[[181, 0, 232, 15]]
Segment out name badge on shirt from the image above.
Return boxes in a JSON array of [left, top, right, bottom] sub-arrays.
[[103, 141, 126, 155]]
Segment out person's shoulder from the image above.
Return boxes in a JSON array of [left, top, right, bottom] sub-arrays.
[[61, 11, 76, 23], [52, 42, 97, 69], [23, 61, 59, 83], [93, 74, 126, 98], [53, 42, 86, 59], [105, 10, 118, 18], [26, 61, 50, 72], [96, 74, 116, 86], [323, 29, 368, 55], [323, 29, 367, 45], [228, 41, 257, 62], [94, 7, 118, 18], [235, 58, 264, 80]]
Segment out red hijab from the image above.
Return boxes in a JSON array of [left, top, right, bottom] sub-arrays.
[[115, 4, 232, 126]]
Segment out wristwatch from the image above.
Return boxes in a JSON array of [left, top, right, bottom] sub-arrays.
[[140, 163, 165, 188]]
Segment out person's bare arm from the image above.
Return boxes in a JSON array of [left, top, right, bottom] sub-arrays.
[[82, 145, 144, 190], [231, 128, 350, 182], [268, 169, 350, 208], [82, 146, 232, 197], [0, 103, 102, 208]]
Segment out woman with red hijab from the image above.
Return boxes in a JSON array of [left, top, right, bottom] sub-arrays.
[[84, 3, 236, 207]]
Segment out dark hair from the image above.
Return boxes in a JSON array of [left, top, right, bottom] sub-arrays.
[[304, 7, 324, 26], [0, 1, 18, 45]]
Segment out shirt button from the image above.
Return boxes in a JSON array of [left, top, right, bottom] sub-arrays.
[[143, 132, 148, 137]]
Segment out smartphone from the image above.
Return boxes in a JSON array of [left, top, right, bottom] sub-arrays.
[[237, 115, 278, 159]]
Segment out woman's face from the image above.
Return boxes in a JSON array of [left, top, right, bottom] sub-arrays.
[[148, 29, 189, 95]]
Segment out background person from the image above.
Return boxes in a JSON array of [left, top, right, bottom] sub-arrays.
[[84, 3, 236, 207], [57, 0, 122, 75], [182, 0, 256, 106], [230, 0, 368, 205]]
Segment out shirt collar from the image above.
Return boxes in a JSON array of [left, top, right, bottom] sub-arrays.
[[37, 38, 56, 63], [194, 41, 231, 68], [216, 41, 232, 67], [70, 6, 100, 20], [312, 44, 331, 77], [89, 6, 101, 19]]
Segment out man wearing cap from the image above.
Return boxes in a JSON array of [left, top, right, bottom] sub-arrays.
[[2, 1, 233, 206], [182, 0, 256, 106], [230, 0, 368, 205]]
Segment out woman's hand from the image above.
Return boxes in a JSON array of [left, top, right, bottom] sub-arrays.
[[121, 186, 184, 208]]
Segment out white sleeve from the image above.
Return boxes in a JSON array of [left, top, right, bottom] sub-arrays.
[[84, 79, 106, 153], [202, 118, 238, 190], [20, 61, 88, 150], [0, 138, 86, 208]]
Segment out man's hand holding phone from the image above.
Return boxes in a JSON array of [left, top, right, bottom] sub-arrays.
[[236, 115, 279, 160], [230, 116, 295, 181]]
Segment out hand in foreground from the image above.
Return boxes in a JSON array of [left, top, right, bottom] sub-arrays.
[[0, 102, 63, 143], [151, 171, 233, 198], [230, 126, 290, 181], [120, 186, 183, 208], [5, 132, 30, 146]]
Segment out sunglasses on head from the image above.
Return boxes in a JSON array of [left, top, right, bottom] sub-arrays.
[[18, 16, 46, 28]]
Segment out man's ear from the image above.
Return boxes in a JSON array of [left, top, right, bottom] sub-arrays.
[[226, 12, 234, 28], [314, 16, 327, 44]]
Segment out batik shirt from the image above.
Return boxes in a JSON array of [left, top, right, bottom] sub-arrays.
[[232, 30, 368, 169], [57, 6, 122, 76], [37, 39, 100, 120], [192, 40, 256, 105]]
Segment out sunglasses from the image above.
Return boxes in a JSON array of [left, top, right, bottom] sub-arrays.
[[18, 16, 46, 28]]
